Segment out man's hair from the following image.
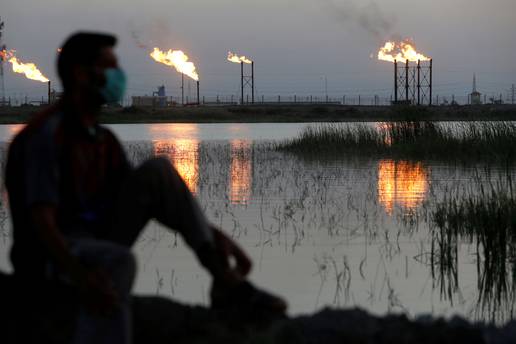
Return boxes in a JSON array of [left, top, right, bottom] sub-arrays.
[[57, 32, 117, 89]]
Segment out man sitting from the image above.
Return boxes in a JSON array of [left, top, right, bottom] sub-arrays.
[[5, 32, 286, 344]]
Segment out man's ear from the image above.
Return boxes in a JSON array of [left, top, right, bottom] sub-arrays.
[[71, 65, 90, 87]]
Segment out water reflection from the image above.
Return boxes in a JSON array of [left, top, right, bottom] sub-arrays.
[[229, 140, 252, 205], [153, 139, 200, 194], [0, 125, 512, 322], [377, 160, 429, 214]]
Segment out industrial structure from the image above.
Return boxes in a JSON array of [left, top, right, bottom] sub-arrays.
[[470, 74, 482, 105], [133, 85, 173, 107], [47, 81, 62, 104], [393, 59, 433, 105], [180, 74, 200, 105], [240, 61, 254, 104]]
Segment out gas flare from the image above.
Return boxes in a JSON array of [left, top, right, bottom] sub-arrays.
[[150, 47, 199, 81], [1, 49, 49, 82], [378, 40, 430, 63], [227, 51, 252, 64]]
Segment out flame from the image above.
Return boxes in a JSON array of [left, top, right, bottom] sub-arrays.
[[1, 49, 49, 82], [377, 160, 429, 215], [150, 47, 199, 81], [227, 51, 252, 64], [229, 140, 252, 205], [378, 39, 430, 63]]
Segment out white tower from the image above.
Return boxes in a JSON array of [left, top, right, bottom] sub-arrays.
[[470, 74, 482, 105]]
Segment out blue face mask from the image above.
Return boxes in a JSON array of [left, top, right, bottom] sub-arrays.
[[99, 68, 127, 104]]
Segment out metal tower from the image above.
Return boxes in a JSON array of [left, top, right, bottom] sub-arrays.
[[240, 61, 254, 104], [393, 59, 433, 106]]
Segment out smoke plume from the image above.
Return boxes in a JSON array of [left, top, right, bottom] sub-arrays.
[[128, 18, 173, 50], [323, 0, 398, 41]]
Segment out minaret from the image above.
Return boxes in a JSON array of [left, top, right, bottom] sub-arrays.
[[470, 73, 482, 105]]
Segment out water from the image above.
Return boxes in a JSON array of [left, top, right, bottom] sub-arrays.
[[0, 123, 513, 323]]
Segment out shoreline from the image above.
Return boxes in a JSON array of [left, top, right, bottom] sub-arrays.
[[0, 104, 515, 124]]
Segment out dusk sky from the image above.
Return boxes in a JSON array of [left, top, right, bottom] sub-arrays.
[[2, 0, 515, 102]]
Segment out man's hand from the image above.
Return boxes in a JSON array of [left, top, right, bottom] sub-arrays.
[[212, 227, 252, 278], [208, 228, 288, 315]]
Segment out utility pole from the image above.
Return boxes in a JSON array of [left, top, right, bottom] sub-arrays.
[[241, 61, 244, 104], [322, 75, 328, 102], [0, 18, 6, 104], [251, 61, 255, 104], [181, 73, 184, 105], [325, 76, 328, 102], [394, 60, 398, 103], [405, 60, 409, 103]]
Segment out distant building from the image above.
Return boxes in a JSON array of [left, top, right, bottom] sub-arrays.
[[470, 74, 482, 105], [132, 85, 175, 107]]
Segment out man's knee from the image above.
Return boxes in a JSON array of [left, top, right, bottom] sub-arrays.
[[141, 157, 173, 174], [136, 157, 183, 187]]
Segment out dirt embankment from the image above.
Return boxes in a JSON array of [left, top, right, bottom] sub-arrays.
[[0, 104, 515, 124], [1, 272, 514, 344]]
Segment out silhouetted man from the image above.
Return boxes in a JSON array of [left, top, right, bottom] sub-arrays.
[[5, 32, 286, 344]]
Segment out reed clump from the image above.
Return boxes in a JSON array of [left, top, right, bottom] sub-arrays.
[[276, 122, 516, 163], [431, 177, 516, 322]]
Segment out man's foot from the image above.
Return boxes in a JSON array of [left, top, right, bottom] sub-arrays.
[[210, 280, 287, 316]]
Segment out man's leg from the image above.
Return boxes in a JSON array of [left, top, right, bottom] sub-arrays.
[[107, 157, 286, 315], [108, 157, 214, 252], [69, 238, 136, 344]]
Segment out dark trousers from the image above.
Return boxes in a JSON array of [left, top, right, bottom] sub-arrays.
[[70, 157, 214, 344]]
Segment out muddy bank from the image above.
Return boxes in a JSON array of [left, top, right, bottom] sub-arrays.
[[1, 272, 514, 343]]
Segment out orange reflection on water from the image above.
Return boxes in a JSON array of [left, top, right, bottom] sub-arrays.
[[229, 140, 252, 205], [377, 160, 429, 214], [153, 139, 199, 194]]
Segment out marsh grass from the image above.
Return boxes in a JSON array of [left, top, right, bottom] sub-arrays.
[[276, 122, 516, 163], [431, 175, 516, 322]]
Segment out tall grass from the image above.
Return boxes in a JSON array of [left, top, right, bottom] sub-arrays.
[[276, 122, 516, 163], [430, 175, 516, 322]]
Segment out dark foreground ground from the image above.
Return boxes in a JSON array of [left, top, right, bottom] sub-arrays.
[[1, 104, 516, 124], [1, 272, 514, 343]]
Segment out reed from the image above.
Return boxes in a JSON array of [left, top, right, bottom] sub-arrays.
[[276, 122, 516, 164], [431, 175, 516, 322]]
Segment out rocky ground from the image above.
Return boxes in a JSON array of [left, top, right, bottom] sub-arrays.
[[1, 272, 515, 343]]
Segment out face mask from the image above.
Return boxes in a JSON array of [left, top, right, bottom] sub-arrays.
[[99, 68, 127, 104]]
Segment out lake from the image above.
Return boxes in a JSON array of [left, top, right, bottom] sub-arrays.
[[0, 122, 513, 323]]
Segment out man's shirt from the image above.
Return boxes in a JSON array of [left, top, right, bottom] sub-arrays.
[[6, 106, 130, 278]]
